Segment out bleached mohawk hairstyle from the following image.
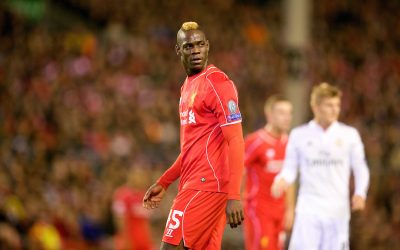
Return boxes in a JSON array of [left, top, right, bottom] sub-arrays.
[[181, 21, 199, 31]]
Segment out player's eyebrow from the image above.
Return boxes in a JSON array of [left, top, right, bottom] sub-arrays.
[[182, 39, 206, 47]]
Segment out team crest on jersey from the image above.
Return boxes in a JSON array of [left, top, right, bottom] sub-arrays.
[[189, 91, 197, 107], [226, 99, 241, 122]]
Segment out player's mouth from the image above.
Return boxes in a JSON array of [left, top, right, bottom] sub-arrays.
[[191, 58, 203, 64]]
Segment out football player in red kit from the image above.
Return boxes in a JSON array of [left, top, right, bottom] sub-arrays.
[[143, 21, 245, 250], [113, 167, 154, 250], [243, 96, 295, 250]]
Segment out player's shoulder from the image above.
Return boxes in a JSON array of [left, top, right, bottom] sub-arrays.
[[245, 130, 265, 153], [245, 129, 262, 142], [336, 122, 360, 136], [286, 123, 314, 143], [113, 186, 133, 199], [205, 65, 229, 84], [291, 123, 310, 135]]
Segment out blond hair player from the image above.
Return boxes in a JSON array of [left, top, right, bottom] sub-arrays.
[[271, 83, 370, 249]]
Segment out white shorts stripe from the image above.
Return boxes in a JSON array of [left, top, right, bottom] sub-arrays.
[[181, 190, 201, 247], [206, 125, 221, 191]]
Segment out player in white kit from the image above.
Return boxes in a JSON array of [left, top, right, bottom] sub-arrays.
[[271, 83, 370, 250]]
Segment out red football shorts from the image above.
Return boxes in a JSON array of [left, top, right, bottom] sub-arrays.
[[162, 189, 227, 249], [244, 204, 285, 250]]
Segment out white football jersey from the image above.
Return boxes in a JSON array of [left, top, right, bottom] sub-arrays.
[[277, 120, 370, 220]]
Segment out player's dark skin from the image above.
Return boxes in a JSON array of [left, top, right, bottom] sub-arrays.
[[146, 28, 245, 250]]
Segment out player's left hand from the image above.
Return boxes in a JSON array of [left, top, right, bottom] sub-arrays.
[[226, 199, 244, 228], [351, 194, 366, 211]]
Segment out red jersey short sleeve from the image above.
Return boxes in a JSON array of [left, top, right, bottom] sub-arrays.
[[178, 65, 242, 194], [203, 71, 242, 127]]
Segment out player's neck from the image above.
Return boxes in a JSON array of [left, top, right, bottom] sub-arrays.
[[314, 119, 335, 131], [264, 124, 284, 138], [187, 64, 208, 77]]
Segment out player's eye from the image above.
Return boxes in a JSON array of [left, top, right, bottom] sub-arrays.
[[183, 44, 193, 50]]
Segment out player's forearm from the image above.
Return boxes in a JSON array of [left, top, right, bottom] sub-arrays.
[[157, 154, 182, 190], [221, 123, 244, 200], [285, 183, 296, 211], [276, 135, 299, 184], [227, 135, 244, 200], [352, 161, 370, 198], [351, 131, 370, 198], [275, 161, 298, 185]]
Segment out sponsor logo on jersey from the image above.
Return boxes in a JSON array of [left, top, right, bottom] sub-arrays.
[[266, 160, 283, 173], [306, 157, 344, 168]]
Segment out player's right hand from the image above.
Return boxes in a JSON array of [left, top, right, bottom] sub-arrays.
[[271, 178, 288, 198], [143, 183, 166, 210]]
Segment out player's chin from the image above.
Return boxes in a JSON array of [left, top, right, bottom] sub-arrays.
[[329, 116, 339, 123], [190, 63, 204, 72]]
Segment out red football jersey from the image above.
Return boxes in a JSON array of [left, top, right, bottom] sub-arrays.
[[244, 129, 288, 218], [178, 65, 242, 194], [112, 186, 153, 250]]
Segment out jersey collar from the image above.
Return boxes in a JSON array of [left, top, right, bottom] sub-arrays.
[[309, 120, 339, 132], [259, 128, 288, 144], [186, 64, 214, 82]]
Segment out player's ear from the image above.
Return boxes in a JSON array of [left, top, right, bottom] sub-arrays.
[[175, 44, 181, 56], [264, 110, 269, 122], [310, 103, 317, 115]]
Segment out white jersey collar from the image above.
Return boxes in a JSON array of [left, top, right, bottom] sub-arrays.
[[309, 120, 339, 132]]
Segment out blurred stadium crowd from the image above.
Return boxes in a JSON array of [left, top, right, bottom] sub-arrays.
[[0, 0, 399, 249]]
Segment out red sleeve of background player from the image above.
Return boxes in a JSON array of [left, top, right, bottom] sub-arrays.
[[157, 154, 182, 190], [244, 134, 262, 168], [221, 123, 245, 200]]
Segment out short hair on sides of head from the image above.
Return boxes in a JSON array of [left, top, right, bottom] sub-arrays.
[[310, 82, 342, 106], [181, 22, 199, 31], [264, 94, 290, 113]]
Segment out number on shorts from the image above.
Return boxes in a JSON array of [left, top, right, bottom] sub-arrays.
[[166, 209, 184, 230]]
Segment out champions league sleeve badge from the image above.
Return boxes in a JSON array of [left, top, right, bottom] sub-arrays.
[[226, 99, 241, 122]]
